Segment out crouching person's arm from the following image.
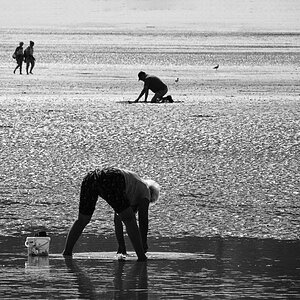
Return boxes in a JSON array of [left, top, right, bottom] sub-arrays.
[[138, 199, 149, 253], [118, 207, 147, 261]]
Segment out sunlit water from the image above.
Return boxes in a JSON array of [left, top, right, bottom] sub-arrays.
[[0, 0, 300, 298], [1, 28, 299, 240]]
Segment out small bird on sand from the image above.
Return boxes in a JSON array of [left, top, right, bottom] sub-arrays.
[[213, 64, 219, 70], [175, 77, 179, 82]]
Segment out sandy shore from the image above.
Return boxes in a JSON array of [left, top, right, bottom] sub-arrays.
[[0, 56, 299, 240], [0, 2, 300, 297]]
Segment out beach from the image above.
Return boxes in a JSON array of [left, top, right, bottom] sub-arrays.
[[0, 0, 300, 298]]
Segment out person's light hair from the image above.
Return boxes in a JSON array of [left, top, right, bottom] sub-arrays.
[[144, 179, 160, 203]]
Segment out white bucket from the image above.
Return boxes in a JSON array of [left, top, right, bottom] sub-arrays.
[[25, 237, 51, 256]]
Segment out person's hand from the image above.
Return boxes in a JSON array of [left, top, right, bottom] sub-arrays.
[[137, 254, 147, 262], [62, 251, 73, 257], [117, 253, 127, 261], [117, 246, 127, 255]]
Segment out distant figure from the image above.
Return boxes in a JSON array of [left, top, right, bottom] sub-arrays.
[[13, 42, 24, 75], [24, 41, 35, 75], [213, 64, 219, 70], [62, 167, 160, 261], [134, 71, 173, 103]]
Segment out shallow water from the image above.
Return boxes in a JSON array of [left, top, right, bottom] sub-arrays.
[[1, 0, 300, 298], [0, 236, 300, 299]]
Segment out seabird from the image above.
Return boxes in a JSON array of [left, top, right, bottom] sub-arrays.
[[175, 77, 179, 82], [213, 64, 219, 70]]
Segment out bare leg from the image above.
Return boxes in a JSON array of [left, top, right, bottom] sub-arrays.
[[26, 61, 30, 74], [114, 212, 127, 254], [63, 213, 92, 256], [19, 62, 23, 74], [14, 61, 21, 74], [30, 60, 35, 74]]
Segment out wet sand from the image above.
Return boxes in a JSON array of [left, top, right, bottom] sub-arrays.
[[0, 235, 300, 299], [1, 43, 299, 297], [0, 48, 299, 240]]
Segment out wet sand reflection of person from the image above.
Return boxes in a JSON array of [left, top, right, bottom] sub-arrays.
[[64, 258, 97, 300], [64, 258, 148, 300], [113, 261, 148, 300]]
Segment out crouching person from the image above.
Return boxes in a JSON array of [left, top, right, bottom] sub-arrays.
[[62, 167, 160, 261]]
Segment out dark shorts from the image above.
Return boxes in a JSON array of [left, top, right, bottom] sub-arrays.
[[79, 167, 130, 215], [25, 56, 35, 64], [16, 55, 23, 65]]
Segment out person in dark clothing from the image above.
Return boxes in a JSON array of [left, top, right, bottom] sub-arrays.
[[134, 71, 173, 103], [62, 167, 160, 261], [13, 42, 24, 74], [24, 41, 35, 75]]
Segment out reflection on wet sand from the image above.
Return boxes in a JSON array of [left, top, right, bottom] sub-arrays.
[[113, 261, 148, 300], [64, 257, 148, 300], [64, 258, 98, 300], [0, 236, 299, 298], [25, 256, 50, 274]]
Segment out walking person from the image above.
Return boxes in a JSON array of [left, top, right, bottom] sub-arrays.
[[62, 167, 160, 261], [13, 42, 24, 74], [24, 41, 35, 75], [134, 71, 173, 103]]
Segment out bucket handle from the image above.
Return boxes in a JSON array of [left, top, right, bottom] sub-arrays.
[[25, 240, 48, 248], [25, 240, 35, 248]]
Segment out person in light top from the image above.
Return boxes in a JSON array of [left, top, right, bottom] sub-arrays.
[[63, 167, 160, 261]]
